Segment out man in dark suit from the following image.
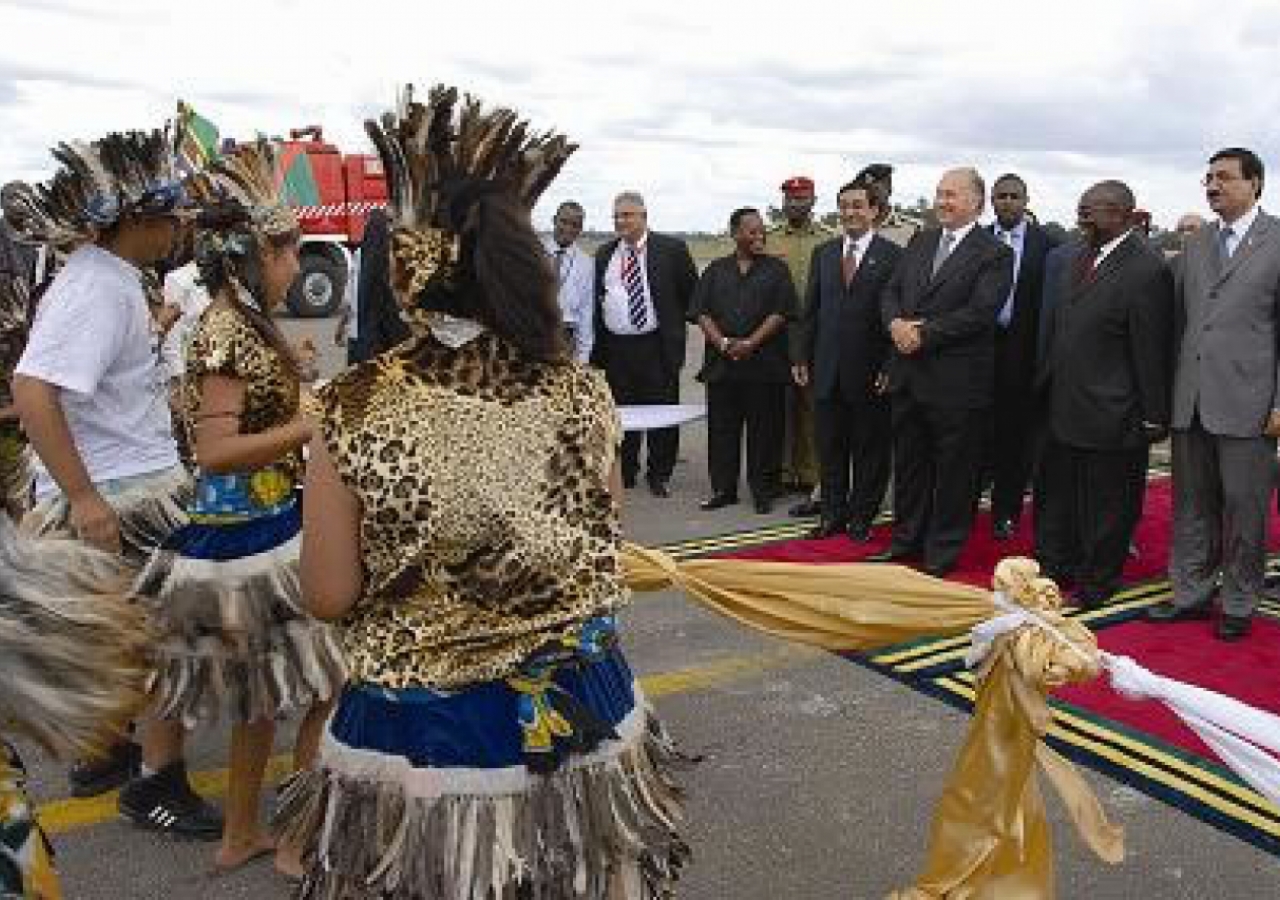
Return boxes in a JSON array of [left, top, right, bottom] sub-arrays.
[[591, 191, 699, 497], [792, 175, 902, 541], [871, 167, 1014, 576], [986, 174, 1060, 539], [1148, 147, 1280, 641], [1035, 180, 1173, 608]]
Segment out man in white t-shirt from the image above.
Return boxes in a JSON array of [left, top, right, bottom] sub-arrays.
[[12, 139, 222, 840]]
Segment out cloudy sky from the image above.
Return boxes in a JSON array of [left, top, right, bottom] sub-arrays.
[[3, 0, 1279, 233]]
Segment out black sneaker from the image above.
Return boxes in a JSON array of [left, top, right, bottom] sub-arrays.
[[68, 740, 142, 798], [118, 761, 224, 840]]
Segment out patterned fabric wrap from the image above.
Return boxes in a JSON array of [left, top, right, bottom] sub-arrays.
[[0, 740, 60, 899], [136, 489, 345, 727], [273, 619, 693, 899], [188, 468, 296, 523]]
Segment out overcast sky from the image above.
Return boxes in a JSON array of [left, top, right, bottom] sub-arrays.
[[3, 0, 1279, 233]]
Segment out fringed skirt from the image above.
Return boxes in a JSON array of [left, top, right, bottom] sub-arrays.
[[1, 740, 60, 899], [135, 475, 345, 727], [275, 644, 693, 899], [21, 464, 192, 570]]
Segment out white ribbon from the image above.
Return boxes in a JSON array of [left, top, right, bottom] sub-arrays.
[[966, 592, 1280, 811]]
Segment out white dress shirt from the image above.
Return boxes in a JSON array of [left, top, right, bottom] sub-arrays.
[[842, 229, 874, 262], [1219, 203, 1261, 259], [543, 236, 595, 362], [601, 233, 659, 336], [993, 219, 1027, 327]]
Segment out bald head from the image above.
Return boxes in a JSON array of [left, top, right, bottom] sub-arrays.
[[1077, 180, 1136, 250], [934, 167, 985, 230]]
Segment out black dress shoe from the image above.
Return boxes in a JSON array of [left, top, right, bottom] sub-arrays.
[[647, 476, 670, 498], [807, 519, 846, 540], [846, 521, 872, 542], [789, 498, 821, 517], [992, 517, 1016, 541], [754, 497, 773, 514], [699, 493, 737, 511], [1216, 614, 1252, 642], [1145, 601, 1212, 624], [622, 472, 637, 489]]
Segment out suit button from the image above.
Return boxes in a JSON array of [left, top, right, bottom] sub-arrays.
[[1209, 291, 1219, 299]]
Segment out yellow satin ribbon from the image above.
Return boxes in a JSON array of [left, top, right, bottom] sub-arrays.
[[620, 545, 1124, 898]]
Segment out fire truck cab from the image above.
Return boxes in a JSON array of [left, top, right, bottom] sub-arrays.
[[278, 127, 387, 317]]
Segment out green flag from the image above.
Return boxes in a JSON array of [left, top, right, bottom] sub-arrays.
[[177, 100, 220, 171]]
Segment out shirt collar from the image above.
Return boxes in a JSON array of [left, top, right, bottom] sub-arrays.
[[943, 219, 978, 246], [1095, 228, 1132, 264], [1220, 203, 1260, 237], [622, 231, 649, 253], [993, 218, 1027, 243], [843, 230, 873, 255]]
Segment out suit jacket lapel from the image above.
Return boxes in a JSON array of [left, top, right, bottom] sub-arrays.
[[1216, 213, 1276, 286], [1068, 233, 1138, 303], [926, 227, 982, 294]]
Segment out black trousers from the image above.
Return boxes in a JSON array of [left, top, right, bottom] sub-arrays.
[[890, 392, 988, 570], [602, 332, 679, 481], [706, 381, 785, 501], [814, 392, 891, 527], [1034, 435, 1148, 602], [989, 378, 1037, 522]]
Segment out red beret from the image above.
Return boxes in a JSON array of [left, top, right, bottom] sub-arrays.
[[780, 176, 815, 196]]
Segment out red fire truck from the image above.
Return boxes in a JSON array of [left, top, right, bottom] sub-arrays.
[[278, 126, 388, 317]]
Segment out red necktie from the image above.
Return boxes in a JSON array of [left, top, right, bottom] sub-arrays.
[[841, 244, 859, 288]]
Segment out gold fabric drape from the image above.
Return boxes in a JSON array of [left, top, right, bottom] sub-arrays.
[[621, 546, 1124, 899]]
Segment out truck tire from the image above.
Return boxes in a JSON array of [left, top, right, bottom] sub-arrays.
[[288, 255, 345, 318]]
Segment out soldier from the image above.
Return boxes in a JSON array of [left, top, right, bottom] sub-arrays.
[[857, 163, 921, 248], [769, 175, 835, 516]]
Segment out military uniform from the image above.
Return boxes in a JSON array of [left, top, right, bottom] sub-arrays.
[[767, 206, 835, 490]]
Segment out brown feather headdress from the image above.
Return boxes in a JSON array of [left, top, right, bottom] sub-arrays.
[[187, 137, 297, 239], [365, 84, 577, 299]]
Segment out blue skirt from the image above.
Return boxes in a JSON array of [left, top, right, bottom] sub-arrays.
[[136, 494, 345, 727], [275, 645, 692, 899]]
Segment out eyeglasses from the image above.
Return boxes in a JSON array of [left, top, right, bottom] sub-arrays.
[[1202, 172, 1242, 187]]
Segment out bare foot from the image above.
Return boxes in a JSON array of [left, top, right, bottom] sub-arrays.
[[274, 846, 305, 881], [213, 835, 276, 874]]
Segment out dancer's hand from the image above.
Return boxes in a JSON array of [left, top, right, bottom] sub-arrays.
[[69, 491, 122, 555]]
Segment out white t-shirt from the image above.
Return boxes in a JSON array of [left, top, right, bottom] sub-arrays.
[[16, 244, 179, 498], [160, 261, 213, 378]]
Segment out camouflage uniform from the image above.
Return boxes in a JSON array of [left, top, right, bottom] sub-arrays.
[[767, 218, 835, 489]]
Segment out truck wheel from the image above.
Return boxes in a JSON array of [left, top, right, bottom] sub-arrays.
[[288, 256, 345, 318]]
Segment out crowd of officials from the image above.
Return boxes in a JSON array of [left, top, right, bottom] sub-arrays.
[[532, 150, 1279, 641]]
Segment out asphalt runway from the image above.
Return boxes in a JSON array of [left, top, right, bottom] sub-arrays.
[[20, 319, 1279, 898]]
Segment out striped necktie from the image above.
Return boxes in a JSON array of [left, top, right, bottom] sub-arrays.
[[622, 245, 648, 329]]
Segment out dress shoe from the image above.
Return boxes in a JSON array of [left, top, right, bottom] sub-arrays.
[[699, 493, 737, 511], [846, 521, 873, 543], [1072, 590, 1109, 612], [1145, 601, 1211, 624], [991, 517, 1016, 541], [807, 519, 846, 540], [753, 497, 773, 514], [647, 476, 670, 498], [789, 498, 822, 517], [1216, 614, 1252, 642], [622, 472, 637, 489]]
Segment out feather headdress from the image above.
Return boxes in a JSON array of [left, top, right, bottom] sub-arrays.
[[14, 128, 184, 250], [188, 137, 297, 238], [365, 84, 577, 298]]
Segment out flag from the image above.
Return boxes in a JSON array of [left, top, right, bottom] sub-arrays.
[[176, 100, 220, 173]]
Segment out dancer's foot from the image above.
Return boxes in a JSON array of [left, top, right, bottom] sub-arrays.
[[274, 847, 305, 882], [213, 835, 275, 874]]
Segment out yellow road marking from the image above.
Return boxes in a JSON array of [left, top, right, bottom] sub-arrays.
[[37, 645, 819, 836]]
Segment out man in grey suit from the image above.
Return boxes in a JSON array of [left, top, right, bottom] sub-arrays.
[[1148, 148, 1280, 641]]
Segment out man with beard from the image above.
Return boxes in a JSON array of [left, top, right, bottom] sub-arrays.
[[1036, 180, 1172, 609], [694, 207, 797, 513]]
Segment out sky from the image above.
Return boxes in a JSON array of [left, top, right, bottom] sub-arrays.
[[3, 0, 1279, 233]]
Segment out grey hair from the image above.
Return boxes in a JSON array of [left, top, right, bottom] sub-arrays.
[[613, 191, 646, 209], [958, 167, 986, 209]]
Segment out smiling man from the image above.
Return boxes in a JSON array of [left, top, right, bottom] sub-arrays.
[[1149, 147, 1280, 642], [872, 167, 1013, 577]]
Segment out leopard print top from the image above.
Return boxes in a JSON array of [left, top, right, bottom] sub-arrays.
[[183, 305, 301, 478], [319, 328, 624, 689]]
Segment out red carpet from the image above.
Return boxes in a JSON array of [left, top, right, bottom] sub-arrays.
[[724, 477, 1179, 588], [724, 475, 1280, 770]]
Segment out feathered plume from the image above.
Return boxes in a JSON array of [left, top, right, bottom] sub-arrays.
[[0, 520, 151, 757], [189, 138, 297, 236], [365, 82, 577, 234]]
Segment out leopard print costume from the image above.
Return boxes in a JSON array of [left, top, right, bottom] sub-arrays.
[[182, 305, 301, 479], [318, 328, 625, 689]]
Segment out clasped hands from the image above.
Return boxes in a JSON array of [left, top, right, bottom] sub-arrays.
[[889, 318, 923, 355]]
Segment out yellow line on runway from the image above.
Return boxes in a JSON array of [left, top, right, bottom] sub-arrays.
[[37, 645, 819, 837]]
